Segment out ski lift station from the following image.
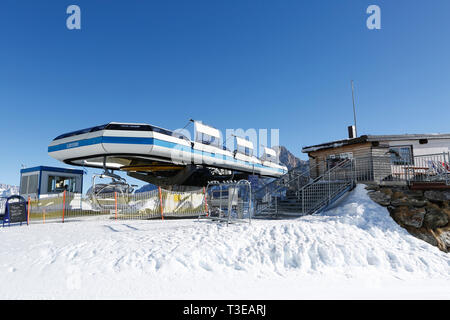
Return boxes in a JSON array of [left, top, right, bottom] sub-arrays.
[[16, 119, 359, 223], [47, 120, 288, 187], [19, 166, 84, 199]]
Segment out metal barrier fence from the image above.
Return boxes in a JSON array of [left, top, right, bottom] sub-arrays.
[[26, 187, 207, 223], [353, 152, 450, 185], [199, 180, 253, 225]]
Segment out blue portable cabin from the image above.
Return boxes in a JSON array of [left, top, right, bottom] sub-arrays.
[[19, 166, 84, 199]]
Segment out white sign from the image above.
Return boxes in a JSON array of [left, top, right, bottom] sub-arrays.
[[194, 121, 221, 139], [235, 136, 254, 150]]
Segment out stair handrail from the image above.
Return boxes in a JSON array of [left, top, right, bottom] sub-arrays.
[[253, 161, 317, 198], [253, 166, 315, 214], [254, 158, 355, 216], [297, 159, 355, 215], [253, 162, 320, 215]]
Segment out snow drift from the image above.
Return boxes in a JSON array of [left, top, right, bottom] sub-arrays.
[[0, 184, 449, 299]]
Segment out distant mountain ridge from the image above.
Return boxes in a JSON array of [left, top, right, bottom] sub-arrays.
[[273, 146, 308, 170], [0, 184, 19, 198], [135, 184, 158, 193]]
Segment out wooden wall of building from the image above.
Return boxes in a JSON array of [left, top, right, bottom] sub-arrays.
[[307, 142, 391, 182], [307, 142, 371, 179]]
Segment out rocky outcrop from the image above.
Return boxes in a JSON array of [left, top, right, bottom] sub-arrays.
[[368, 191, 391, 206], [273, 146, 308, 171], [423, 208, 448, 229], [366, 185, 450, 253], [424, 191, 450, 203], [391, 206, 425, 228]]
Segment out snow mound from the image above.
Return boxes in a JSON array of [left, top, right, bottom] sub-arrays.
[[0, 184, 449, 299]]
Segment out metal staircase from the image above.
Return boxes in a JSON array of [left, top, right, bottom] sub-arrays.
[[254, 159, 356, 217]]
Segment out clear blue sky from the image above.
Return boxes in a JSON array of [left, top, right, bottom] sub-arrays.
[[1, 0, 450, 189]]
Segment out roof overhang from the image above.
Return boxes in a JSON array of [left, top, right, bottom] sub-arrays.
[[302, 133, 450, 153], [20, 166, 84, 175], [302, 136, 369, 153]]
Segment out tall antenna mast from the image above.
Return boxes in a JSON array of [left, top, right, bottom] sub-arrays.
[[351, 80, 358, 137]]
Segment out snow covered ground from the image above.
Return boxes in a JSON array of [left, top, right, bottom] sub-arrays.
[[0, 184, 449, 299]]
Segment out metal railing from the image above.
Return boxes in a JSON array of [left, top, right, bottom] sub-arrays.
[[404, 152, 450, 185], [254, 159, 355, 216], [352, 152, 450, 185], [298, 159, 355, 215], [253, 162, 317, 214], [254, 162, 311, 194]]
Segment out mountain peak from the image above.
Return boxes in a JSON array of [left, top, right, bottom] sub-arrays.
[[272, 146, 308, 170]]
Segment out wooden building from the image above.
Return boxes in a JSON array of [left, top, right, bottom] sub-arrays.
[[302, 134, 450, 183]]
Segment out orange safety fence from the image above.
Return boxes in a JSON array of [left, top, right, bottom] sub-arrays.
[[25, 187, 207, 224]]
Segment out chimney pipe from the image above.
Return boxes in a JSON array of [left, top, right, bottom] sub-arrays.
[[348, 125, 356, 139]]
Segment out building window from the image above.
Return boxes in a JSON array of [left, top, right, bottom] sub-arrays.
[[339, 152, 353, 159], [20, 175, 29, 195], [326, 152, 353, 169], [47, 176, 77, 193], [28, 174, 39, 194], [389, 146, 413, 165], [20, 174, 39, 195]]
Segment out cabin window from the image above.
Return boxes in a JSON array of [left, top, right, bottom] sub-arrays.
[[53, 124, 108, 141], [20, 174, 39, 195], [326, 156, 340, 170], [339, 152, 353, 159], [151, 126, 173, 136], [106, 124, 149, 131], [389, 146, 413, 165], [105, 123, 172, 136], [47, 176, 77, 193], [326, 152, 353, 170], [20, 175, 28, 194]]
